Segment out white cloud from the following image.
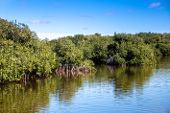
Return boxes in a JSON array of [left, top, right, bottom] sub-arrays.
[[37, 33, 74, 40], [29, 20, 50, 24], [148, 2, 161, 8]]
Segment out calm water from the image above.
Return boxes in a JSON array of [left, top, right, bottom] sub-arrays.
[[0, 57, 170, 113]]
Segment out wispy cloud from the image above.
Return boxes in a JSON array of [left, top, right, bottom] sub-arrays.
[[148, 2, 161, 8], [29, 20, 50, 24], [19, 1, 27, 5], [104, 12, 116, 15], [80, 15, 92, 18]]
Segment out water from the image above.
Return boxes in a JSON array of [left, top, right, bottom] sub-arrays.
[[0, 56, 170, 113]]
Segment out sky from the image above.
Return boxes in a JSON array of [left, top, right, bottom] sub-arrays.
[[0, 0, 170, 40]]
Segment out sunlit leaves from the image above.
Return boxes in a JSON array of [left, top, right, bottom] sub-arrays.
[[54, 38, 83, 66], [0, 19, 57, 82], [0, 18, 32, 45]]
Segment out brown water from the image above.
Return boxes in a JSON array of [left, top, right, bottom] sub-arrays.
[[0, 56, 170, 113]]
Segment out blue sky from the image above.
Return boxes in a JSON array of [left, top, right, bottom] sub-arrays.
[[0, 0, 170, 40]]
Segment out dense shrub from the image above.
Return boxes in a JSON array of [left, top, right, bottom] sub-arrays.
[[0, 38, 57, 82], [108, 41, 155, 65], [0, 18, 32, 45], [0, 18, 169, 82], [54, 38, 83, 66], [0, 18, 57, 82], [136, 32, 170, 56], [157, 43, 170, 56]]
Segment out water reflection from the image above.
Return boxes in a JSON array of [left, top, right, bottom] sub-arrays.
[[106, 65, 154, 98], [156, 56, 170, 69], [0, 57, 170, 113], [0, 74, 87, 112], [0, 78, 50, 112], [54, 75, 83, 104], [0, 66, 155, 112]]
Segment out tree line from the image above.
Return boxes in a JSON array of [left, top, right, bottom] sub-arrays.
[[0, 18, 169, 82]]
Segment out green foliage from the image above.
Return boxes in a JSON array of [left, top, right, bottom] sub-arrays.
[[51, 33, 161, 66], [0, 18, 169, 83], [157, 43, 170, 56], [108, 33, 157, 65], [52, 35, 113, 65], [54, 38, 84, 66], [90, 36, 113, 64], [0, 38, 57, 82], [0, 18, 32, 45], [136, 32, 170, 56], [70, 35, 94, 59], [0, 19, 57, 82]]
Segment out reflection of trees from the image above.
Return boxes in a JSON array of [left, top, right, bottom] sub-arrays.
[[53, 75, 84, 103], [0, 78, 51, 112], [1, 56, 169, 112], [107, 65, 154, 97], [156, 56, 170, 69], [79, 65, 154, 98], [0, 73, 86, 112]]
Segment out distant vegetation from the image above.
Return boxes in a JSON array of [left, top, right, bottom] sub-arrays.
[[50, 32, 169, 65], [0, 18, 170, 82]]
